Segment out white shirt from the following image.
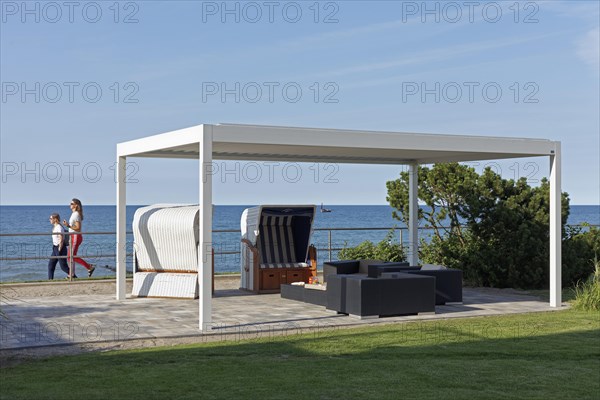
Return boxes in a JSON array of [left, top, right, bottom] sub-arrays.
[[52, 224, 64, 246], [69, 211, 81, 232]]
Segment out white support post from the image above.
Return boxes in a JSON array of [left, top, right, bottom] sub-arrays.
[[116, 155, 127, 300], [549, 143, 562, 307], [199, 126, 213, 331], [408, 163, 419, 266]]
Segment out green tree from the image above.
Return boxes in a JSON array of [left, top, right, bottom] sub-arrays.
[[386, 163, 573, 288]]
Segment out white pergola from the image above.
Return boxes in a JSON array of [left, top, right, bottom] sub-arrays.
[[116, 123, 563, 330]]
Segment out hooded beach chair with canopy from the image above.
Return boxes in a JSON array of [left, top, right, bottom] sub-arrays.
[[132, 204, 213, 299], [240, 205, 317, 293]]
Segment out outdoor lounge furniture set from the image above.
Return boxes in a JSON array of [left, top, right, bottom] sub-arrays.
[[281, 259, 463, 318], [129, 203, 462, 319]]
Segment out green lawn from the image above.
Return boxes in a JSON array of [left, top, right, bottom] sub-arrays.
[[1, 310, 599, 400], [527, 288, 578, 302]]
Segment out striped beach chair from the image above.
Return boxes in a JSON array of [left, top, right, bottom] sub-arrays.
[[241, 205, 317, 293]]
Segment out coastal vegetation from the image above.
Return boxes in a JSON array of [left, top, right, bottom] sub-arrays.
[[572, 256, 600, 311], [338, 230, 406, 262], [364, 163, 598, 289]]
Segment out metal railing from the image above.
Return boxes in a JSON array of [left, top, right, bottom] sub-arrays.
[[210, 227, 406, 262], [1, 224, 598, 280], [314, 227, 405, 262], [0, 231, 136, 281], [1, 227, 407, 267]]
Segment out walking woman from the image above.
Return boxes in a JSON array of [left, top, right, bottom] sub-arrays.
[[63, 198, 95, 277], [48, 213, 71, 279]]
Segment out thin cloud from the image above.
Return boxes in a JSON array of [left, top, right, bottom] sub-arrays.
[[576, 28, 600, 69], [310, 31, 568, 79]]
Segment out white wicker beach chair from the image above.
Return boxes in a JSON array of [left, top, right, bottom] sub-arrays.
[[132, 204, 212, 299]]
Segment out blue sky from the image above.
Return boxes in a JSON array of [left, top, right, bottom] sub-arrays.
[[1, 0, 598, 206]]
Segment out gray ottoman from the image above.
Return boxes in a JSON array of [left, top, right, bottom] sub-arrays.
[[326, 274, 435, 318], [405, 269, 463, 305]]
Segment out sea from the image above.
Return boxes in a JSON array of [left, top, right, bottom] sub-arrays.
[[1, 205, 598, 282]]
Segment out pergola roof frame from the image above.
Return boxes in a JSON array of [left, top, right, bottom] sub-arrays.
[[116, 123, 562, 331]]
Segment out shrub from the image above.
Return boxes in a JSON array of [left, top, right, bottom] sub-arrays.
[[571, 256, 600, 311], [563, 226, 600, 284], [338, 230, 406, 262], [338, 240, 377, 260]]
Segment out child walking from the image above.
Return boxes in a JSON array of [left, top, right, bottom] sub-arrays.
[[48, 213, 72, 279]]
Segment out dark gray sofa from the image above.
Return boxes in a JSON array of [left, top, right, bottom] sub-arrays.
[[323, 260, 463, 305]]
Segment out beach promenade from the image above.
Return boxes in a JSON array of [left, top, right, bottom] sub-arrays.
[[1, 275, 564, 366]]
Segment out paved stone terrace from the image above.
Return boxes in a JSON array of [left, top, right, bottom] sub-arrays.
[[0, 286, 563, 351]]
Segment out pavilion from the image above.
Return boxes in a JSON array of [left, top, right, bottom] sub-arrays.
[[115, 123, 562, 331]]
